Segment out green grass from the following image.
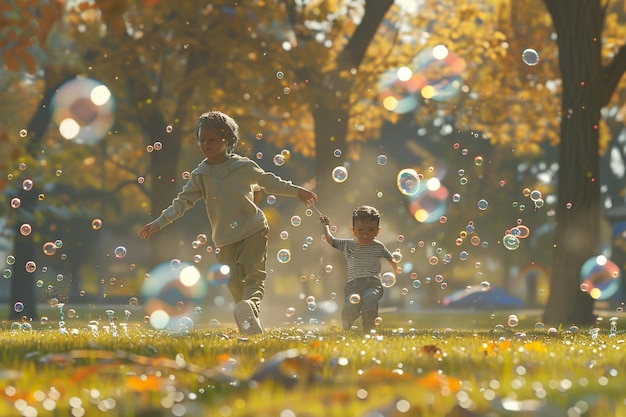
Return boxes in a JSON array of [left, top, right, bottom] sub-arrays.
[[0, 310, 625, 416]]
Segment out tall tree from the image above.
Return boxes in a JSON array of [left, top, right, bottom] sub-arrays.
[[542, 0, 626, 325]]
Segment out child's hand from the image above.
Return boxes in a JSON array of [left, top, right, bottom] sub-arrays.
[[297, 188, 318, 207], [138, 222, 160, 240], [320, 214, 331, 225]]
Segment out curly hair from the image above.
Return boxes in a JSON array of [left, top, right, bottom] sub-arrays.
[[194, 111, 239, 153], [352, 205, 381, 227]]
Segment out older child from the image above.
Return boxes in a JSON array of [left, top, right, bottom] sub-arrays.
[[139, 110, 317, 335], [320, 205, 398, 333]]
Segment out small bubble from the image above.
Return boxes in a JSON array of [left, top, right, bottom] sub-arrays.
[[276, 71, 284, 79], [331, 166, 348, 183], [522, 48, 540, 66], [114, 246, 127, 258], [290, 216, 302, 226], [20, 224, 32, 236], [277, 249, 291, 263], [273, 154, 285, 166], [25, 261, 36, 273], [91, 219, 103, 230], [349, 294, 361, 304], [22, 179, 33, 191], [153, 141, 162, 151], [256, 133, 263, 140], [10, 198, 21, 208], [19, 129, 28, 138], [42, 242, 57, 256]]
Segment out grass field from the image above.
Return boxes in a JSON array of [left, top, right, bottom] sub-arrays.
[[0, 307, 624, 417]]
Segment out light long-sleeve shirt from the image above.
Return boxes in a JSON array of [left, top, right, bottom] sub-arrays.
[[155, 154, 302, 247]]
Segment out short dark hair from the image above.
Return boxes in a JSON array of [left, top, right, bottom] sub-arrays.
[[352, 205, 380, 227], [195, 111, 239, 153]]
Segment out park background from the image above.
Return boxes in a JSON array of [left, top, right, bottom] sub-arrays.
[[0, 0, 625, 330]]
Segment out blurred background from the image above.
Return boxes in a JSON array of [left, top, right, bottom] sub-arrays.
[[0, 0, 625, 329]]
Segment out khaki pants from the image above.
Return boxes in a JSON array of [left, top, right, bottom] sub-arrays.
[[217, 227, 268, 312]]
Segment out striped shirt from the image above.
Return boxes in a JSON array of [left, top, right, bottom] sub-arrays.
[[331, 238, 393, 282]]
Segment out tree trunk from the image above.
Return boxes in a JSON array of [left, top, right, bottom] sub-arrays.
[[542, 1, 603, 326], [147, 115, 183, 265], [8, 188, 38, 320]]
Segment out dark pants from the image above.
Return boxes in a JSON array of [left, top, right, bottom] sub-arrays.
[[342, 277, 383, 332]]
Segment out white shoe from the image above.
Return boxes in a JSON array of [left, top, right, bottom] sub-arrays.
[[234, 300, 263, 335]]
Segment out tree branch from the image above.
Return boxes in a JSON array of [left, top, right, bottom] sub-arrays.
[[339, 0, 394, 69], [601, 44, 626, 107]]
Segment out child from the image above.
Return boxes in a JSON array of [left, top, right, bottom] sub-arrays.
[[138, 110, 318, 335], [320, 205, 398, 333]]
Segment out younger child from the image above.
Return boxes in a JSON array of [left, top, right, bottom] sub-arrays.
[[139, 110, 317, 335], [320, 205, 398, 333]]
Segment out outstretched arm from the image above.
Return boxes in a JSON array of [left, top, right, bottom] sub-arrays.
[[320, 214, 334, 246], [297, 187, 318, 207], [138, 221, 160, 240], [387, 259, 400, 274]]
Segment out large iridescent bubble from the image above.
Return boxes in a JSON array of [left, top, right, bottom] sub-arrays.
[[378, 45, 466, 114], [407, 179, 448, 223], [411, 45, 466, 102], [51, 77, 115, 145], [579, 255, 620, 300], [140, 261, 208, 329], [396, 168, 421, 196]]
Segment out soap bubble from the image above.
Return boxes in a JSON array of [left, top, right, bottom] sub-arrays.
[[277, 249, 291, 263], [396, 168, 421, 196], [502, 234, 520, 250], [42, 242, 57, 256], [25, 261, 36, 273], [290, 216, 302, 226], [114, 246, 127, 259], [140, 261, 208, 330], [381, 272, 396, 288], [206, 263, 230, 286], [522, 48, 540, 66], [376, 155, 388, 165], [20, 224, 32, 236], [91, 219, 103, 230], [332, 166, 348, 183], [349, 293, 361, 304], [51, 77, 115, 144], [273, 154, 285, 166], [579, 255, 620, 300]]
